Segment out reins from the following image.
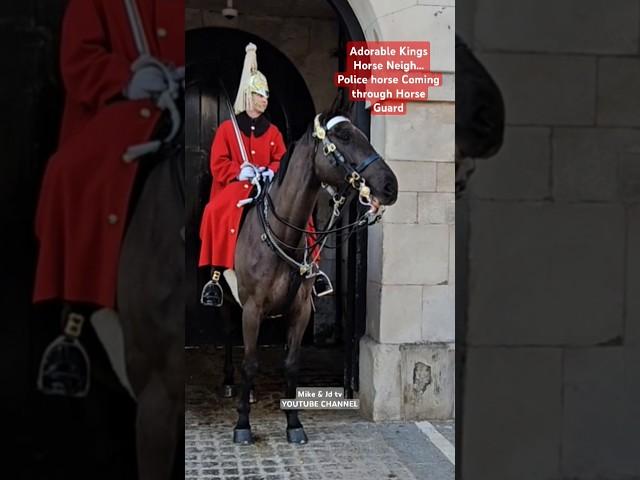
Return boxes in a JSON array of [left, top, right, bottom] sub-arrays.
[[254, 114, 386, 284]]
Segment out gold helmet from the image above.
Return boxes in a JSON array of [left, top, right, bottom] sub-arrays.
[[233, 43, 269, 114]]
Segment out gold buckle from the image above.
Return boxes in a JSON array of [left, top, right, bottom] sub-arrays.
[[313, 115, 326, 140], [323, 143, 336, 156], [212, 271, 221, 282], [64, 313, 85, 338]]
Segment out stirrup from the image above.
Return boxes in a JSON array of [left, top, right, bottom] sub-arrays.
[[37, 312, 90, 397], [312, 270, 334, 297], [201, 270, 223, 307]]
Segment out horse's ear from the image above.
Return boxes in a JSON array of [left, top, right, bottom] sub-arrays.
[[327, 88, 353, 118]]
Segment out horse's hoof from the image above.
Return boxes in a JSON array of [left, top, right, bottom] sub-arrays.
[[249, 389, 257, 404], [222, 384, 235, 398], [233, 428, 253, 445], [286, 427, 308, 444]]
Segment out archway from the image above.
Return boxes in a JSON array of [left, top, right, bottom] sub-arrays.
[[184, 0, 370, 394]]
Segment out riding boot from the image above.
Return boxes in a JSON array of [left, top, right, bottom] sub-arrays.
[[201, 268, 224, 307], [37, 304, 92, 397]]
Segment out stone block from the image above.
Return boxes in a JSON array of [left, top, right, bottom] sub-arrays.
[[383, 192, 417, 224], [378, 285, 423, 343], [359, 335, 402, 421], [385, 102, 454, 162], [563, 347, 640, 477], [277, 19, 311, 60], [462, 347, 562, 479], [369, 5, 455, 72], [400, 343, 454, 420], [598, 58, 640, 127], [468, 202, 625, 345], [382, 223, 449, 285], [469, 127, 551, 200], [455, 0, 476, 46], [426, 71, 454, 102], [418, 192, 455, 224], [422, 285, 454, 342], [475, 0, 639, 54], [387, 160, 437, 192], [478, 53, 596, 125], [628, 205, 640, 346], [619, 152, 640, 202], [436, 162, 455, 192], [553, 128, 640, 201]]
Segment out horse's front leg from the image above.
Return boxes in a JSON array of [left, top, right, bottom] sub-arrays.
[[221, 301, 235, 398], [283, 295, 312, 444], [135, 361, 183, 480], [234, 299, 262, 444]]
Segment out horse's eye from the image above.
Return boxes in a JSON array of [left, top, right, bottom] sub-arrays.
[[335, 131, 351, 142]]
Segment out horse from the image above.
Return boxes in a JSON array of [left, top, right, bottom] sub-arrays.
[[217, 97, 398, 445], [116, 129, 185, 479]]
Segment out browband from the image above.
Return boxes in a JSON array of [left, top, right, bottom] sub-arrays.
[[326, 116, 350, 130]]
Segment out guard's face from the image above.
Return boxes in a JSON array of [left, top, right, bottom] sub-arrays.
[[251, 92, 268, 114]]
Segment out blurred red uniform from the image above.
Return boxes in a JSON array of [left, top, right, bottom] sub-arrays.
[[33, 0, 184, 308]]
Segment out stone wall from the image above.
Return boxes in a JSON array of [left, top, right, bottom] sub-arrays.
[[460, 0, 640, 477], [353, 0, 456, 421], [185, 1, 339, 112]]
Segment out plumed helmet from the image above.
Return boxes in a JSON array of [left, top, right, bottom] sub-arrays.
[[233, 43, 269, 114]]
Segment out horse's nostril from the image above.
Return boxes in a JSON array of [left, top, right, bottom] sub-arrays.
[[383, 181, 396, 197]]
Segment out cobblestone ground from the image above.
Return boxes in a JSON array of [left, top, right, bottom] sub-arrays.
[[186, 346, 454, 480]]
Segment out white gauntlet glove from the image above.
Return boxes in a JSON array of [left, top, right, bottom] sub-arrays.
[[238, 165, 257, 181], [124, 65, 168, 100], [260, 168, 274, 183]]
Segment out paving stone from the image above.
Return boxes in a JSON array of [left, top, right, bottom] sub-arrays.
[[186, 346, 454, 479]]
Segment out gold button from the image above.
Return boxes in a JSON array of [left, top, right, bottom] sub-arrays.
[[140, 107, 151, 118], [107, 214, 118, 225], [251, 150, 256, 155], [157, 27, 167, 38], [244, 184, 249, 189], [230, 228, 235, 234], [251, 126, 255, 130], [270, 141, 275, 146], [122, 154, 133, 164]]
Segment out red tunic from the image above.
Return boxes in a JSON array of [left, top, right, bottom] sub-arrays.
[[33, 0, 184, 308], [199, 118, 286, 268]]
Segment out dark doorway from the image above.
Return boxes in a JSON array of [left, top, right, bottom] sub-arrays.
[[185, 0, 370, 396]]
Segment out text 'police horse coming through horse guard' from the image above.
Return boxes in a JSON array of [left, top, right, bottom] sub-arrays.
[[216, 94, 398, 445]]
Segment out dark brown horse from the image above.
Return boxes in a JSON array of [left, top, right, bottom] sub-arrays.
[[220, 97, 398, 445], [117, 135, 185, 479]]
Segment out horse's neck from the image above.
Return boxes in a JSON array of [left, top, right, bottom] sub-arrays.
[[270, 141, 320, 249]]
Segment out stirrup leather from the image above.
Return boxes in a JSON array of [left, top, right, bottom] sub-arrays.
[[201, 270, 224, 307]]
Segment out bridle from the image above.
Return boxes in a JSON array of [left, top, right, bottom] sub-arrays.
[[311, 114, 382, 210], [256, 114, 387, 291]]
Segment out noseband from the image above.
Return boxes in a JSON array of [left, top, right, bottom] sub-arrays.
[[312, 114, 382, 206]]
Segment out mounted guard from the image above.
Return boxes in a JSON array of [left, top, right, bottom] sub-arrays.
[[199, 43, 321, 307]]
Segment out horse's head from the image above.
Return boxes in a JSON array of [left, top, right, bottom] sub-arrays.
[[310, 98, 398, 214]]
